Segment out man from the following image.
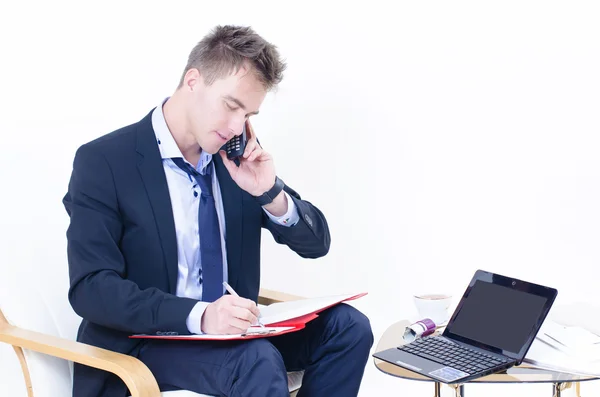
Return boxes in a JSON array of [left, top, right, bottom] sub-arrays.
[[63, 25, 373, 397]]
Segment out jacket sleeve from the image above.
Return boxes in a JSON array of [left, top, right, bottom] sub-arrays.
[[62, 144, 198, 335], [262, 183, 331, 259]]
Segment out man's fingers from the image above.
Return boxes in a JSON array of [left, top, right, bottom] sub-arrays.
[[245, 119, 256, 141], [219, 150, 238, 175], [228, 317, 252, 332], [231, 306, 258, 324], [230, 296, 254, 309], [247, 146, 263, 162], [231, 296, 261, 317], [243, 139, 257, 158]]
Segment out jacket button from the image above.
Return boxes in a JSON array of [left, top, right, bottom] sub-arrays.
[[304, 214, 313, 227]]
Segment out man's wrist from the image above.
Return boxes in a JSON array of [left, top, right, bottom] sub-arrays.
[[187, 302, 209, 334], [254, 176, 284, 206], [262, 190, 288, 217]]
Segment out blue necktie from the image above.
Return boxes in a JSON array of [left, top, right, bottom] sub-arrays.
[[171, 157, 223, 302]]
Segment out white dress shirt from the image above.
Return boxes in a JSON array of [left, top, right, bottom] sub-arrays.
[[151, 98, 299, 334]]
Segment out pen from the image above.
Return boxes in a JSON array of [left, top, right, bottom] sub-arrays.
[[223, 281, 265, 328]]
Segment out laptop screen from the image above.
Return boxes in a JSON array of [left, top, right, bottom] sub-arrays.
[[443, 270, 557, 361]]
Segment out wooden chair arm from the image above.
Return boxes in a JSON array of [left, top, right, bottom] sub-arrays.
[[0, 320, 160, 397], [258, 288, 304, 306]]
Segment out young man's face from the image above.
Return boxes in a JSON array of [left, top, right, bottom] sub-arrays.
[[185, 64, 266, 154]]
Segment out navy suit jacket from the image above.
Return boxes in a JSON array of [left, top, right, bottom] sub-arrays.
[[62, 109, 331, 397]]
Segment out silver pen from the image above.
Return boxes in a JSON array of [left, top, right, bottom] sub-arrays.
[[223, 281, 265, 328]]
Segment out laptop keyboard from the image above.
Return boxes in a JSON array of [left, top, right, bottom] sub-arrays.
[[398, 336, 512, 374]]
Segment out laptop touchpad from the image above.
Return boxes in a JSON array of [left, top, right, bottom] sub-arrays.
[[429, 367, 470, 382]]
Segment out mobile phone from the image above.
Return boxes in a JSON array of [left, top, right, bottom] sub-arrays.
[[222, 124, 247, 160]]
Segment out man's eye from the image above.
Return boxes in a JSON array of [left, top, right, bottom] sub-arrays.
[[225, 102, 237, 111]]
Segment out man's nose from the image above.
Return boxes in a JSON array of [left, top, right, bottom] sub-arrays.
[[228, 118, 246, 136]]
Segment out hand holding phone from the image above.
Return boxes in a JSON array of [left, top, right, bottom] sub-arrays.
[[218, 120, 278, 201]]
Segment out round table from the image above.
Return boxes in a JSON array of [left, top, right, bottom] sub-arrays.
[[373, 320, 599, 397]]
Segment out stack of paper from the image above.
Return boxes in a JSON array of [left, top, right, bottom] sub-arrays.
[[259, 293, 366, 326], [524, 319, 600, 377]]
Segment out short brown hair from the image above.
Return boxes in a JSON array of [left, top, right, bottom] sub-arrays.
[[179, 25, 286, 91]]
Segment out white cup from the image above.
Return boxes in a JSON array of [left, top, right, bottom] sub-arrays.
[[413, 293, 453, 325]]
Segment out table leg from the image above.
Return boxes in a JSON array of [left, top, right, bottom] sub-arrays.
[[553, 383, 562, 397], [449, 384, 464, 397], [553, 382, 573, 397], [576, 382, 581, 397], [434, 382, 441, 397]]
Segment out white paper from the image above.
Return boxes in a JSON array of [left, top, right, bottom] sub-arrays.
[[524, 319, 600, 376], [258, 293, 360, 325], [131, 292, 363, 340], [524, 337, 600, 377], [541, 320, 600, 349]]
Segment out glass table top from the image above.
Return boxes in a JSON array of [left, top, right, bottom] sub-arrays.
[[373, 320, 599, 384]]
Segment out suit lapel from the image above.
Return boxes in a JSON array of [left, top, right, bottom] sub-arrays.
[[135, 111, 179, 293], [134, 109, 244, 295], [213, 156, 243, 293]]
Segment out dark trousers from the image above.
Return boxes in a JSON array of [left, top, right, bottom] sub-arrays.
[[137, 304, 374, 397]]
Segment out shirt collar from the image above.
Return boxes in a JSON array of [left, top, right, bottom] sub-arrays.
[[151, 97, 213, 174]]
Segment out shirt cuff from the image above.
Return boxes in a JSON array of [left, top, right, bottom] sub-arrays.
[[262, 191, 299, 227], [186, 302, 209, 334]]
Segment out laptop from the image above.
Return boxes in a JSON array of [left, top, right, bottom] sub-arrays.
[[373, 269, 557, 384]]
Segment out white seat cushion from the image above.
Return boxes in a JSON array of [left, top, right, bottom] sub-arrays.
[[287, 370, 304, 392]]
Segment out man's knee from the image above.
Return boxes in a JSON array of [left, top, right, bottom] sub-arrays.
[[224, 339, 289, 395], [234, 339, 286, 371], [325, 304, 374, 349]]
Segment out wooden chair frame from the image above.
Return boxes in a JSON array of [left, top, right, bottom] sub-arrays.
[[0, 289, 303, 397]]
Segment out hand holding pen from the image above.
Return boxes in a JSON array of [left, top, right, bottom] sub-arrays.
[[223, 282, 265, 328], [199, 282, 262, 334]]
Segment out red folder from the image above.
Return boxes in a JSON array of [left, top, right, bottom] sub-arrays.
[[129, 292, 367, 341]]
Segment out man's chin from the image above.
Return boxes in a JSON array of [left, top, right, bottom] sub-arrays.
[[200, 133, 228, 155], [201, 143, 223, 156]]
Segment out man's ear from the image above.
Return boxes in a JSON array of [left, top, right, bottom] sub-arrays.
[[184, 68, 202, 91]]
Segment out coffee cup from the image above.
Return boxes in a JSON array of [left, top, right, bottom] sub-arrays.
[[413, 293, 453, 325]]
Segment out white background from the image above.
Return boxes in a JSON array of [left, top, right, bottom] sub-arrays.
[[1, 0, 599, 396]]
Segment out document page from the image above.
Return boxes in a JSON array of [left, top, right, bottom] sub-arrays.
[[524, 319, 600, 376], [541, 320, 600, 351], [524, 337, 600, 376], [259, 293, 362, 326]]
